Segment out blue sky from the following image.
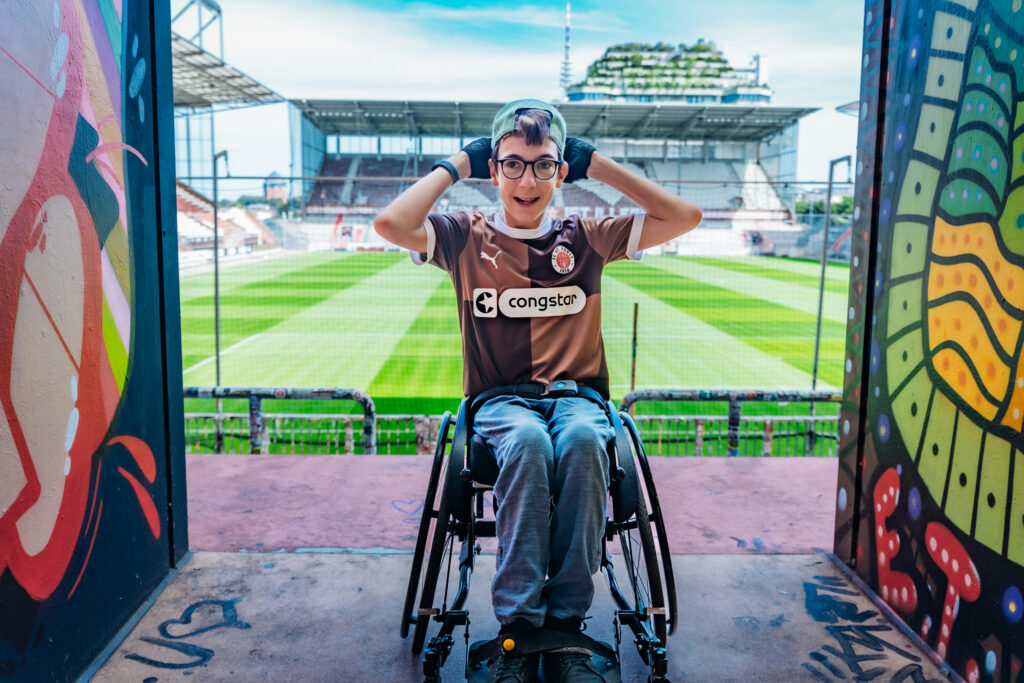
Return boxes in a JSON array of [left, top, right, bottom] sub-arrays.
[[184, 0, 864, 189]]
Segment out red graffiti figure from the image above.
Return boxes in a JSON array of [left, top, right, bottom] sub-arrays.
[[873, 468, 918, 617], [925, 522, 980, 659]]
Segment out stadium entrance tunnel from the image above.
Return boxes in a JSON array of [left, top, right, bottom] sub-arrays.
[[7, 0, 1024, 681], [85, 453, 949, 682]]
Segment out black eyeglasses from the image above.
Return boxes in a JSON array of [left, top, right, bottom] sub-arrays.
[[495, 157, 563, 180]]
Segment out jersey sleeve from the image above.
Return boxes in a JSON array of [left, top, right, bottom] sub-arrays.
[[409, 211, 470, 272], [580, 213, 646, 263]]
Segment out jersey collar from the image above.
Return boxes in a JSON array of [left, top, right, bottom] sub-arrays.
[[492, 210, 556, 240]]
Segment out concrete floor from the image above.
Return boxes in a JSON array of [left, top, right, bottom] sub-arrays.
[[89, 455, 952, 682]]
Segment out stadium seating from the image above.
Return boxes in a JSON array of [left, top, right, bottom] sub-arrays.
[[175, 182, 274, 265], [442, 182, 492, 211], [300, 154, 808, 256]]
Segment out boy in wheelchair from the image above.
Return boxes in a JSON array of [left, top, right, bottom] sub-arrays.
[[375, 100, 700, 682]]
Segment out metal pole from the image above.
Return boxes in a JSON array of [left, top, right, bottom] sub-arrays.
[[727, 396, 741, 457], [630, 302, 638, 416], [811, 155, 850, 390], [213, 149, 228, 452], [213, 150, 228, 385], [810, 155, 850, 456]]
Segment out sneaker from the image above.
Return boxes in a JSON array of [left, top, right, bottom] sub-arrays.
[[483, 653, 538, 683], [541, 649, 620, 683]]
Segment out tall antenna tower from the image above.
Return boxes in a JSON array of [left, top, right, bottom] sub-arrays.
[[559, 1, 572, 95]]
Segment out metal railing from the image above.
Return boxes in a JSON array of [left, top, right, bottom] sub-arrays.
[[181, 388, 843, 457], [620, 389, 843, 457], [182, 413, 447, 456], [183, 386, 376, 455]]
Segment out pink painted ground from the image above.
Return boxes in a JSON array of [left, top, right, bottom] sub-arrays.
[[185, 454, 838, 554]]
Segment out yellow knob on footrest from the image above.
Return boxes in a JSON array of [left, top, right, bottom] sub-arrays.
[[502, 638, 516, 652]]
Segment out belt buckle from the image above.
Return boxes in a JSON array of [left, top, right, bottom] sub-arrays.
[[545, 380, 578, 397]]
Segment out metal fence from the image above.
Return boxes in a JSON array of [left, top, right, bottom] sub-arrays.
[[628, 414, 839, 457], [183, 386, 376, 454], [182, 387, 843, 456], [183, 413, 445, 456], [620, 389, 843, 457]]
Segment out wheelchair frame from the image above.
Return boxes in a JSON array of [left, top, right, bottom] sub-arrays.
[[401, 396, 677, 682]]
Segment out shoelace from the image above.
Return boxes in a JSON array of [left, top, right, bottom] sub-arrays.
[[492, 655, 532, 681], [558, 651, 593, 670]]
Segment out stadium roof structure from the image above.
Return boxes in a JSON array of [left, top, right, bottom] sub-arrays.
[[836, 100, 860, 117], [172, 32, 282, 109], [289, 99, 818, 143]]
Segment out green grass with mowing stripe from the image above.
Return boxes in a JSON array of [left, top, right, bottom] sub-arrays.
[[685, 256, 850, 295], [600, 274, 818, 391], [184, 257, 442, 388], [180, 253, 849, 416], [645, 257, 848, 324], [180, 252, 403, 370], [604, 259, 846, 388], [179, 252, 343, 302], [368, 276, 463, 414]]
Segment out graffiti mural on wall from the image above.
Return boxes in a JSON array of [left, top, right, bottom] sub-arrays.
[[842, 0, 1024, 680], [0, 0, 160, 603]]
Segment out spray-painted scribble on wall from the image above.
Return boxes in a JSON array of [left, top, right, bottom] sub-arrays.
[[839, 0, 1024, 680], [1, 1, 182, 680]]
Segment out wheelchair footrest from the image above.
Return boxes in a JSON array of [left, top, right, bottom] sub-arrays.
[[467, 627, 617, 668]]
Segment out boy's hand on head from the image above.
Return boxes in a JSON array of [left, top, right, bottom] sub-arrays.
[[460, 137, 493, 179], [564, 137, 596, 183]]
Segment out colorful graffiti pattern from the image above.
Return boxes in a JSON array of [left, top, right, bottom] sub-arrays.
[[0, 0, 158, 603], [842, 0, 1024, 680]]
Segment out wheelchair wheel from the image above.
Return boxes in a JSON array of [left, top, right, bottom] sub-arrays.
[[619, 495, 668, 647], [401, 411, 452, 641], [412, 484, 452, 654], [622, 412, 678, 636]]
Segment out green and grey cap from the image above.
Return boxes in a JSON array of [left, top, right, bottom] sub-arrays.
[[491, 98, 566, 152]]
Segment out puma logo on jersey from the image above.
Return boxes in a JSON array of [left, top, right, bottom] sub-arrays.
[[480, 249, 501, 269]]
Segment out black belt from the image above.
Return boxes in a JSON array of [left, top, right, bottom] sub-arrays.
[[472, 380, 606, 412]]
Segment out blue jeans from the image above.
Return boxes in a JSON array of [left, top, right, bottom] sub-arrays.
[[474, 394, 613, 628]]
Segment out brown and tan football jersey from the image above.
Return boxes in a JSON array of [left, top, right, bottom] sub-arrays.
[[412, 210, 645, 398]]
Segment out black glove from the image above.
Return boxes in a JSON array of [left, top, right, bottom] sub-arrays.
[[461, 137, 493, 179], [563, 137, 596, 183]]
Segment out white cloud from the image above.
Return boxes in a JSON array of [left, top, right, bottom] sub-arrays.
[[400, 3, 622, 31], [196, 0, 866, 184], [217, 0, 566, 101]]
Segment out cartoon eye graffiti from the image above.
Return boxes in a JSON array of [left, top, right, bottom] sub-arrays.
[[0, 0, 157, 602]]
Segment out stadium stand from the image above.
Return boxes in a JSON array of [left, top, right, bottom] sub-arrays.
[[444, 182, 493, 211], [299, 151, 812, 257], [176, 181, 276, 266]]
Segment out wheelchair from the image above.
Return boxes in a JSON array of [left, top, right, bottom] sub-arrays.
[[400, 383, 677, 682]]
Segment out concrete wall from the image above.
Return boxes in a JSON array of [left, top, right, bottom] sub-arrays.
[[837, 0, 1024, 680], [0, 0, 185, 680]]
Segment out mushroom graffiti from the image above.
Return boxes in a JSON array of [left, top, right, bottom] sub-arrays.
[[924, 522, 981, 659], [873, 468, 917, 617]]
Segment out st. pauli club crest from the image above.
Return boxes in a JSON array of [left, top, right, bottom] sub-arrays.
[[552, 245, 575, 274]]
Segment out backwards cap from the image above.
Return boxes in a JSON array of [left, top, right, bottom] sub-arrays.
[[491, 99, 566, 152]]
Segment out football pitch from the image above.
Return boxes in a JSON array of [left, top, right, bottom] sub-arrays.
[[179, 251, 850, 415]]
